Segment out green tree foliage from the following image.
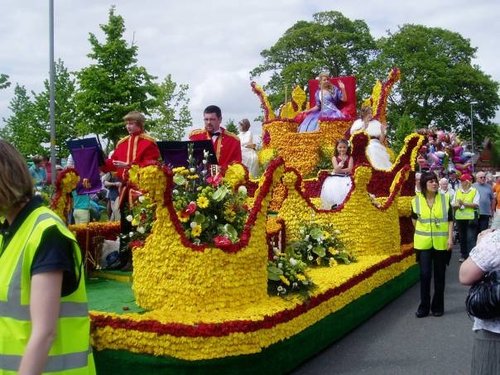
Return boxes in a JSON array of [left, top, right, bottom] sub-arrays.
[[148, 75, 192, 141], [0, 74, 10, 90], [32, 59, 79, 158], [389, 114, 417, 154], [368, 25, 500, 141], [0, 85, 46, 157], [75, 6, 158, 147], [225, 119, 239, 135], [250, 11, 377, 109]]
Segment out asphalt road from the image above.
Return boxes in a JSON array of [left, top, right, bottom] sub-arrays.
[[291, 247, 474, 375]]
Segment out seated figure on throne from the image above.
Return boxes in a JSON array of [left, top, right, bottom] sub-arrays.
[[298, 72, 347, 133]]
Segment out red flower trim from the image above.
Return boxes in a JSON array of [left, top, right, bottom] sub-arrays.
[[90, 247, 414, 338]]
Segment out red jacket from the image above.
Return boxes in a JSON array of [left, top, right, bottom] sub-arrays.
[[189, 127, 242, 169], [103, 133, 160, 180], [103, 132, 160, 206]]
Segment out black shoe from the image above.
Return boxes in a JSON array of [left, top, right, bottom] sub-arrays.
[[415, 309, 429, 318], [432, 311, 443, 317]]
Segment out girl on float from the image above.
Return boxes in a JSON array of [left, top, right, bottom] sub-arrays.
[[320, 139, 354, 209]]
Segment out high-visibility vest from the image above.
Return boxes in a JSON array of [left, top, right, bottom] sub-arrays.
[[454, 188, 477, 220], [0, 206, 95, 374], [412, 193, 450, 250]]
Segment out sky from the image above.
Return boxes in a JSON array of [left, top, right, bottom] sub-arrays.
[[1, 0, 499, 140]]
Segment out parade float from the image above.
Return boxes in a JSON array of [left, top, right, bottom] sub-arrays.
[[53, 68, 424, 374]]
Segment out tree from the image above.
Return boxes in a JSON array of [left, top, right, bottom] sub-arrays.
[[148, 75, 192, 141], [0, 74, 10, 90], [32, 59, 79, 158], [225, 119, 239, 135], [368, 25, 500, 142], [0, 84, 46, 157], [250, 11, 377, 109], [75, 6, 158, 147]]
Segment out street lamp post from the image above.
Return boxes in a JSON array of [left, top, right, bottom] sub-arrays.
[[470, 101, 477, 173]]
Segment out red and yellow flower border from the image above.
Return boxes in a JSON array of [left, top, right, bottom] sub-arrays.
[[90, 244, 414, 360]]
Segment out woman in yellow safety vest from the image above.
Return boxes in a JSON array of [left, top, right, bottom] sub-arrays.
[[452, 173, 480, 262], [0, 140, 95, 374], [411, 171, 454, 318]]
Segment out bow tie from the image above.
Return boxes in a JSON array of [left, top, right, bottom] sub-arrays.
[[210, 131, 221, 137]]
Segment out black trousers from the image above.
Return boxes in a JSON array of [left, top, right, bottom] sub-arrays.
[[416, 249, 449, 313], [456, 219, 477, 258], [477, 214, 491, 234]]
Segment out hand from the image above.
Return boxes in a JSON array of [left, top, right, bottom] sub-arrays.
[[338, 81, 345, 90], [112, 160, 129, 168]]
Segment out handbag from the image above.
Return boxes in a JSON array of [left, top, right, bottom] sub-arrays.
[[465, 270, 500, 319]]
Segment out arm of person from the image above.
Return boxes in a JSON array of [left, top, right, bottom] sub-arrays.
[[332, 157, 341, 173], [18, 271, 63, 375], [344, 156, 354, 174], [338, 81, 347, 103], [447, 220, 454, 250], [470, 190, 480, 209], [459, 258, 484, 285]]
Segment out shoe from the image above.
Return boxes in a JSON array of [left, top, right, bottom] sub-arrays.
[[459, 257, 465, 262], [432, 311, 444, 317], [415, 309, 429, 318]]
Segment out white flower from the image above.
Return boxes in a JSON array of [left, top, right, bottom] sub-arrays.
[[137, 226, 146, 234], [273, 247, 281, 255], [128, 232, 134, 237], [190, 222, 198, 229], [126, 215, 133, 222], [238, 185, 247, 196], [202, 160, 207, 165], [138, 195, 145, 203], [307, 244, 313, 250], [173, 189, 179, 195], [308, 255, 313, 261], [203, 150, 209, 158], [277, 286, 284, 292], [305, 235, 310, 240], [292, 282, 298, 288], [189, 167, 196, 173], [214, 215, 218, 220], [278, 263, 283, 269], [289, 257, 297, 266]]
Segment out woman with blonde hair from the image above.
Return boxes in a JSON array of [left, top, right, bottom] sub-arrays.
[[0, 140, 95, 374], [298, 72, 347, 133]]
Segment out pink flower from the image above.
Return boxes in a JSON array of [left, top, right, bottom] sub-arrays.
[[183, 201, 197, 215], [207, 174, 222, 187]]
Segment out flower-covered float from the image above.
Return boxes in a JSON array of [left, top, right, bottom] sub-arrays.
[[56, 68, 424, 375]]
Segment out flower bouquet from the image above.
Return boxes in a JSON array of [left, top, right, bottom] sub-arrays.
[[171, 145, 249, 246], [267, 246, 313, 296], [290, 222, 356, 266]]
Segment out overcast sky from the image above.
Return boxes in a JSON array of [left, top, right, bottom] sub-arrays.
[[1, 0, 498, 139]]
